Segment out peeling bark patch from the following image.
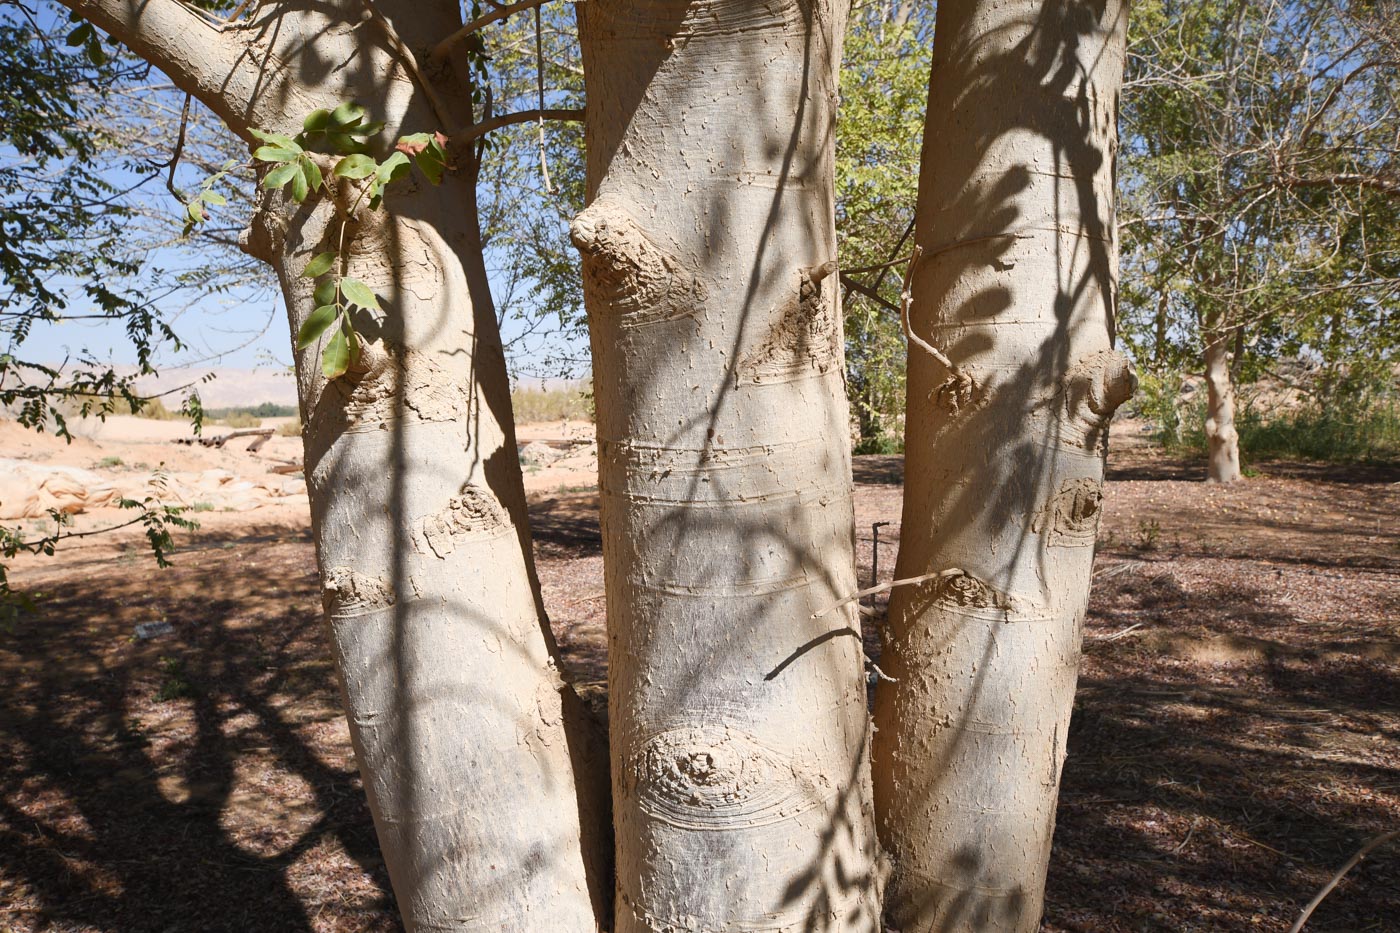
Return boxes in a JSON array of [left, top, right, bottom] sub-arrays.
[[570, 201, 705, 327], [1060, 349, 1137, 449], [738, 263, 840, 385], [1035, 477, 1103, 547], [418, 487, 509, 558], [322, 567, 395, 618], [938, 571, 998, 608], [627, 726, 827, 830], [333, 343, 467, 432]]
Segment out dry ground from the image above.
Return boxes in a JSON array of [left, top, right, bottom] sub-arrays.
[[1, 426, 1397, 932]]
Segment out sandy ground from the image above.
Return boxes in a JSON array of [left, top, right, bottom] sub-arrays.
[[0, 415, 600, 537], [1, 416, 1397, 932]]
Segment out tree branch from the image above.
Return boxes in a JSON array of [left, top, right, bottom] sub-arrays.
[[1276, 172, 1400, 197], [54, 0, 265, 134], [1289, 829, 1400, 933], [840, 272, 901, 314], [430, 0, 553, 64], [450, 107, 583, 147]]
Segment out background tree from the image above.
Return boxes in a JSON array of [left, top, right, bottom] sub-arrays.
[[1119, 0, 1400, 481], [836, 0, 931, 453]]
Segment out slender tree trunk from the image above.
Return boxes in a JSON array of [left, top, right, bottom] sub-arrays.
[[1154, 287, 1169, 365], [245, 175, 610, 931], [872, 2, 1133, 931], [1203, 329, 1242, 483], [59, 1, 609, 928], [573, 1, 881, 929]]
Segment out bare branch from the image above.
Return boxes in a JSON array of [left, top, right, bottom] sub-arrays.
[[450, 107, 583, 148], [840, 272, 901, 314], [900, 245, 975, 410], [430, 0, 553, 64], [1275, 172, 1400, 197], [55, 0, 263, 134], [1289, 829, 1400, 933], [812, 568, 966, 620]]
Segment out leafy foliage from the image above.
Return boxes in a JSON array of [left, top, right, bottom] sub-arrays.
[[0, 3, 184, 438], [835, 3, 932, 449], [1119, 0, 1399, 407], [1, 485, 196, 631], [188, 103, 452, 379]]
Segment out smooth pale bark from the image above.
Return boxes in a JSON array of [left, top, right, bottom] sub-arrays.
[[246, 176, 608, 932], [573, 1, 881, 929], [873, 1, 1133, 931], [59, 1, 608, 928], [1203, 332, 1242, 483]]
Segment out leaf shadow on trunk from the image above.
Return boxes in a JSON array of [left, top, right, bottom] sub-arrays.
[[874, 0, 1129, 928], [576, 0, 886, 928], [291, 174, 612, 927]]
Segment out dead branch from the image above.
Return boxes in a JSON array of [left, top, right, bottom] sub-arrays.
[[1288, 829, 1400, 933]]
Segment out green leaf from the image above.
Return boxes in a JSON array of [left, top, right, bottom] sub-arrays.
[[322, 327, 351, 379], [185, 200, 206, 223], [376, 151, 412, 186], [340, 278, 380, 311], [326, 132, 368, 155], [314, 278, 338, 308], [300, 157, 323, 195], [347, 121, 386, 138], [253, 145, 299, 163], [297, 304, 339, 349], [289, 164, 310, 202], [201, 191, 227, 206], [303, 109, 334, 133], [343, 316, 361, 367], [262, 162, 299, 190], [249, 128, 303, 152], [65, 23, 93, 47], [301, 251, 336, 279], [333, 154, 377, 179], [415, 138, 449, 185], [331, 102, 367, 128]]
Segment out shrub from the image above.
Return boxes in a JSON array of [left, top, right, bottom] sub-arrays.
[[854, 433, 903, 455], [511, 383, 594, 423], [219, 411, 261, 428], [1161, 388, 1400, 464]]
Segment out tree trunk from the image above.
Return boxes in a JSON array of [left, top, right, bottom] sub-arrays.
[[1203, 331, 1242, 483], [572, 1, 881, 929], [59, 1, 610, 928], [246, 175, 609, 932], [872, 1, 1133, 931]]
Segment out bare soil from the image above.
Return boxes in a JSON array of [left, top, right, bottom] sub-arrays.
[[1, 423, 1397, 932]]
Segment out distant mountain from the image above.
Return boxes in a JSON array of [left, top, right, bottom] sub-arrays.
[[132, 366, 298, 409]]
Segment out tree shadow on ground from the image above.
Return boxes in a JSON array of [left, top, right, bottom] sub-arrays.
[[1043, 568, 1400, 932], [0, 530, 399, 933]]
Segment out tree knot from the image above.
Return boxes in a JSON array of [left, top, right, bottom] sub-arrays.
[[570, 200, 704, 326], [1060, 350, 1136, 449]]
